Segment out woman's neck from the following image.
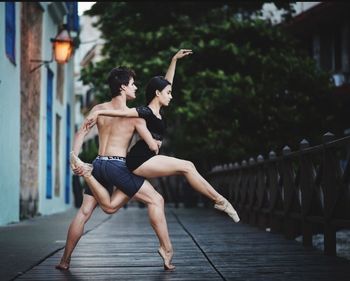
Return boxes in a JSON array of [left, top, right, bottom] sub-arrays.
[[147, 100, 162, 116]]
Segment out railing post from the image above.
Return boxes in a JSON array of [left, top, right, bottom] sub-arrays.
[[282, 145, 297, 239], [268, 150, 281, 233], [299, 139, 313, 247], [323, 132, 336, 256], [248, 157, 256, 225], [256, 155, 267, 229], [232, 162, 240, 208], [239, 160, 248, 221]]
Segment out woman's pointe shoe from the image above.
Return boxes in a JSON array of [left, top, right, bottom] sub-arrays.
[[214, 197, 240, 223], [158, 247, 175, 271], [70, 151, 93, 177]]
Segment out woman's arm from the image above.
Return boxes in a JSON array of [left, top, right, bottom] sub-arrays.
[[97, 108, 139, 117], [84, 108, 139, 130], [134, 118, 160, 154], [165, 49, 193, 84]]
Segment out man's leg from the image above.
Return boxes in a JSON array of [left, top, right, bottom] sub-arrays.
[[133, 180, 175, 270], [84, 175, 130, 213], [56, 194, 97, 270]]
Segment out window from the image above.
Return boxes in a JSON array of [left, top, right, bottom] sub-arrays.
[[65, 105, 71, 204], [46, 69, 54, 199], [320, 32, 332, 71], [334, 29, 342, 72], [5, 2, 16, 64], [65, 2, 80, 33], [55, 114, 61, 197]]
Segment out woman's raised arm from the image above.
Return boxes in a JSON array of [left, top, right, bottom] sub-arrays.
[[165, 49, 192, 84]]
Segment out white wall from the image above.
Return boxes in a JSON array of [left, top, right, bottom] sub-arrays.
[[37, 3, 74, 215], [0, 3, 21, 225]]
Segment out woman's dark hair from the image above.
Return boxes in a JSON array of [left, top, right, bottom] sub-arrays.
[[107, 66, 136, 98], [145, 76, 171, 104]]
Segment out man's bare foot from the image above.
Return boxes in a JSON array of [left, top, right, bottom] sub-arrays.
[[214, 196, 240, 222], [158, 247, 175, 271], [55, 258, 70, 270], [70, 151, 93, 177]]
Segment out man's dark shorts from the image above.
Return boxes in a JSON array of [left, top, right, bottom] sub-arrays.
[[84, 156, 145, 198]]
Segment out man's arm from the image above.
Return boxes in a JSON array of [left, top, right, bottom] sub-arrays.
[[165, 49, 192, 84], [134, 118, 160, 154]]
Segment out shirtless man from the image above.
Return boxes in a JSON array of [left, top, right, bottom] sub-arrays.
[[56, 66, 175, 271]]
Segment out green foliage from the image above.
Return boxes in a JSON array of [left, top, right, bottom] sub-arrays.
[[81, 2, 346, 171], [79, 140, 98, 164]]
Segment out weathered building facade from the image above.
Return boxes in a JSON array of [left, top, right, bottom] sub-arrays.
[[0, 2, 79, 225]]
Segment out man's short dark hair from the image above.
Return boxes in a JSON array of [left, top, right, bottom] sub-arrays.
[[107, 67, 136, 98]]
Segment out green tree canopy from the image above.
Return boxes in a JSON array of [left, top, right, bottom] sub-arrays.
[[81, 2, 344, 171]]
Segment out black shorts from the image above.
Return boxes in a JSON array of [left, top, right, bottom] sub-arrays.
[[85, 156, 145, 198], [126, 141, 156, 171]]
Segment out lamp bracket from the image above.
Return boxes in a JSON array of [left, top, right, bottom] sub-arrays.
[[30, 59, 53, 73]]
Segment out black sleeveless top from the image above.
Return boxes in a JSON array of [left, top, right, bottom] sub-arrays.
[[135, 106, 165, 140], [126, 106, 166, 171]]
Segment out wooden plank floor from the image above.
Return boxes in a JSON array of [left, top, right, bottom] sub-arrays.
[[16, 207, 350, 281]]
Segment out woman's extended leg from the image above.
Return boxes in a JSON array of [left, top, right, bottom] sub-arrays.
[[133, 155, 240, 222]]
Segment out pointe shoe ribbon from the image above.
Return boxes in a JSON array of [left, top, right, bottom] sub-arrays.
[[214, 198, 240, 223], [70, 151, 93, 176]]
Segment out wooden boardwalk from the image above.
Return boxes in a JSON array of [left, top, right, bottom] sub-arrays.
[[16, 207, 350, 281]]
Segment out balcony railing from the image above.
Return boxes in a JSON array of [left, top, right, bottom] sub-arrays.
[[207, 132, 350, 256]]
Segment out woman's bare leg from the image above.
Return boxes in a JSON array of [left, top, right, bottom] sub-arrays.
[[133, 180, 175, 270], [133, 155, 240, 222], [134, 155, 222, 201]]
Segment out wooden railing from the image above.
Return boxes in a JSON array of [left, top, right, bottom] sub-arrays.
[[207, 132, 350, 256]]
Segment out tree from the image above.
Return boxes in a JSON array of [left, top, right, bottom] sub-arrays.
[[81, 2, 343, 172]]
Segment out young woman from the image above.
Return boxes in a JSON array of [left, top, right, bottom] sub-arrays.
[[72, 49, 240, 224]]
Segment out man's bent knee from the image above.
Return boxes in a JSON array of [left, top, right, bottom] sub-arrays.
[[78, 206, 94, 222], [78, 197, 96, 220], [101, 205, 121, 214]]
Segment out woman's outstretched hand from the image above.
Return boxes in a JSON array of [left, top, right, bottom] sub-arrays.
[[173, 49, 193, 60]]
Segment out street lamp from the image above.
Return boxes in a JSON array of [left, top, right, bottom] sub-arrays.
[[52, 26, 74, 64], [30, 25, 74, 72]]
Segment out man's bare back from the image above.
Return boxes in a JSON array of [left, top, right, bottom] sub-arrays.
[[93, 101, 139, 157]]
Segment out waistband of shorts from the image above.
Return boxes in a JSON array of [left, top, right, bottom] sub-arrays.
[[96, 155, 126, 162]]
